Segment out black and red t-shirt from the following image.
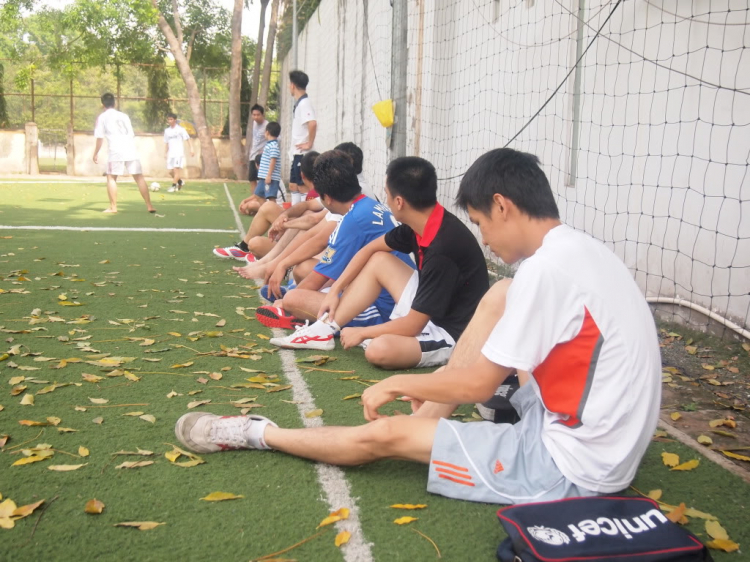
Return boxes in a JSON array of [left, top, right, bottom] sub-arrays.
[[384, 204, 489, 340]]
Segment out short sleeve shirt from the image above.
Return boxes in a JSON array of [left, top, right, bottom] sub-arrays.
[[249, 119, 268, 160], [290, 95, 316, 156], [481, 225, 662, 493], [384, 204, 489, 340], [315, 195, 414, 316], [257, 140, 282, 181], [94, 108, 138, 162], [164, 125, 190, 158]]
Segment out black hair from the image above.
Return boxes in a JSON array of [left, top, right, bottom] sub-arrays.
[[300, 151, 320, 181], [289, 70, 309, 90], [101, 93, 116, 108], [334, 142, 363, 175], [456, 148, 559, 219], [166, 112, 177, 119], [313, 150, 361, 202], [266, 122, 281, 137], [385, 156, 438, 210], [251, 104, 264, 114]]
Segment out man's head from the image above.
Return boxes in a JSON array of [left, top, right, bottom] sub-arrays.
[[251, 104, 265, 124], [300, 150, 320, 191], [101, 93, 116, 109], [457, 148, 560, 264], [166, 112, 177, 127], [313, 150, 362, 211], [334, 142, 363, 175], [289, 70, 309, 96], [384, 157, 438, 220], [265, 121, 281, 140]]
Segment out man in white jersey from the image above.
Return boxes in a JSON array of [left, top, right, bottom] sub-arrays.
[[92, 93, 155, 214], [288, 70, 317, 205], [164, 112, 193, 192], [175, 148, 661, 506]]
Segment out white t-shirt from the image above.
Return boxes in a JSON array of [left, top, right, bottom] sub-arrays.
[[482, 224, 661, 493], [250, 119, 268, 161], [94, 108, 138, 162], [290, 95, 316, 157], [164, 124, 190, 159]]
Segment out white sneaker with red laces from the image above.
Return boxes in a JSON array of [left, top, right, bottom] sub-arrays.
[[174, 413, 277, 454], [269, 319, 336, 351]]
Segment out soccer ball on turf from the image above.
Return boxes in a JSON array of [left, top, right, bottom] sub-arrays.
[[149, 182, 161, 192]]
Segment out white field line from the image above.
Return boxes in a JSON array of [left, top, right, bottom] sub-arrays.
[[0, 225, 237, 233], [221, 184, 373, 562]]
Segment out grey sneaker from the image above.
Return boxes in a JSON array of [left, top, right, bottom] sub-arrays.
[[174, 413, 277, 454]]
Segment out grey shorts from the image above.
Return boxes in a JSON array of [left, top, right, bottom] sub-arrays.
[[428, 384, 598, 504]]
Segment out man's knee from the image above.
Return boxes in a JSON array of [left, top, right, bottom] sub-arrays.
[[478, 277, 512, 311], [364, 338, 393, 368], [247, 237, 264, 255], [358, 417, 400, 454]]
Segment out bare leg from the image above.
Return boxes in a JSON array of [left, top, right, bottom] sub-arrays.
[[133, 174, 155, 212], [264, 416, 438, 465], [234, 228, 300, 279], [104, 174, 118, 212], [414, 278, 514, 419], [364, 335, 423, 370], [331, 252, 414, 326], [244, 200, 282, 242], [173, 167, 181, 184], [282, 288, 327, 320], [291, 258, 318, 283], [247, 236, 276, 259]]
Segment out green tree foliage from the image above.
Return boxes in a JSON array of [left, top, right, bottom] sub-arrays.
[[143, 60, 171, 133], [222, 48, 252, 137], [0, 63, 8, 128]]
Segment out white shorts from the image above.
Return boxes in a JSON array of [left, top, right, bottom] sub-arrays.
[[107, 160, 143, 176], [390, 271, 455, 368], [428, 384, 598, 504], [167, 156, 185, 170]]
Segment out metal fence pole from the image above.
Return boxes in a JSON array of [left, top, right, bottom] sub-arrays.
[[31, 78, 35, 122], [390, 0, 408, 159], [567, 0, 586, 187], [69, 78, 74, 126]]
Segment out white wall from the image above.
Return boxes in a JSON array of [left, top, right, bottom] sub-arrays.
[[283, 0, 749, 330]]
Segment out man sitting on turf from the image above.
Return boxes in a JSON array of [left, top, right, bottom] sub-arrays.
[[215, 151, 325, 262], [268, 156, 489, 371], [175, 147, 662, 506], [254, 150, 414, 331]]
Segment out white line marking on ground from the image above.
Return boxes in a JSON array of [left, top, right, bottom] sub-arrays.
[[0, 225, 237, 233], [224, 185, 372, 561], [275, 341, 374, 562], [223, 182, 245, 235]]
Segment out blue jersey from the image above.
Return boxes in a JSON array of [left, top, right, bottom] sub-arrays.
[[315, 195, 414, 317]]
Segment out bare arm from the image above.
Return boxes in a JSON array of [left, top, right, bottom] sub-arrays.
[[307, 120, 317, 147], [265, 157, 276, 182], [362, 356, 513, 421], [284, 210, 326, 231], [93, 138, 104, 163]]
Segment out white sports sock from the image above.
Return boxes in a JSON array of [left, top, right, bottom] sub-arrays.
[[246, 417, 277, 450], [328, 319, 342, 333]]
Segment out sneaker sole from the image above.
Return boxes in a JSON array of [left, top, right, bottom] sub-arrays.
[[256, 308, 304, 330], [174, 412, 213, 454], [213, 249, 248, 260], [269, 337, 335, 351]]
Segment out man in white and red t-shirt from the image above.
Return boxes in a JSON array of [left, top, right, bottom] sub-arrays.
[[175, 148, 661, 505], [92, 93, 155, 214]]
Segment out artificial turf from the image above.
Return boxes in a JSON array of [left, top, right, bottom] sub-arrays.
[[0, 181, 748, 561]]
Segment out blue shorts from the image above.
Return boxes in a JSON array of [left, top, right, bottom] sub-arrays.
[[254, 179, 280, 199], [289, 154, 304, 185]]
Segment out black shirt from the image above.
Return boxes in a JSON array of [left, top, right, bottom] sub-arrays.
[[384, 204, 489, 340]]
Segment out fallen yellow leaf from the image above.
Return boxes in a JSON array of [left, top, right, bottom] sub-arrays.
[[20, 394, 35, 406], [78, 446, 90, 457], [661, 452, 680, 467], [697, 435, 713, 446], [705, 520, 729, 541], [48, 463, 87, 471], [12, 455, 48, 466], [646, 490, 662, 501], [115, 460, 154, 469], [139, 414, 156, 423], [89, 397, 109, 404], [114, 521, 165, 531], [0, 499, 18, 518], [123, 412, 145, 417], [200, 492, 243, 502], [84, 499, 105, 514], [394, 516, 419, 525], [318, 507, 350, 528], [335, 531, 351, 547], [305, 409, 323, 418], [722, 450, 750, 462], [706, 539, 740, 552], [666, 503, 687, 523], [671, 459, 700, 471], [12, 499, 44, 519], [669, 412, 681, 421]]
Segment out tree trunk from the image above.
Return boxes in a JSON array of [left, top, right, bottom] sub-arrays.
[[151, 3, 221, 178], [258, 0, 280, 107], [247, 0, 268, 161], [229, 0, 247, 180]]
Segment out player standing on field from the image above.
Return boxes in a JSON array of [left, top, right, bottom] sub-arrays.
[[288, 70, 317, 205], [164, 112, 194, 192], [92, 93, 156, 214]]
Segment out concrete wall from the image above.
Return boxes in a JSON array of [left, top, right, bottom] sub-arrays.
[[0, 130, 27, 174], [280, 0, 750, 331]]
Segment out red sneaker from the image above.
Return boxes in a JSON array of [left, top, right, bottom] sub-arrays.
[[255, 306, 305, 330]]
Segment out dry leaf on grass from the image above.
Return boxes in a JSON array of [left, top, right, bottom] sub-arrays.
[[89, 398, 109, 404], [669, 412, 681, 421], [722, 450, 750, 462], [139, 414, 156, 423], [318, 508, 350, 528], [390, 504, 427, 510], [48, 464, 87, 471], [305, 409, 323, 419], [661, 452, 680, 467], [200, 492, 243, 502], [646, 490, 662, 501], [92, 417, 104, 425], [394, 516, 419, 525], [697, 435, 713, 446], [20, 394, 34, 406], [666, 503, 687, 524], [12, 499, 44, 519], [12, 455, 49, 466], [705, 520, 729, 541], [114, 521, 165, 531], [78, 446, 89, 457], [187, 399, 211, 409], [115, 460, 154, 469], [671, 459, 700, 471], [706, 539, 740, 552]]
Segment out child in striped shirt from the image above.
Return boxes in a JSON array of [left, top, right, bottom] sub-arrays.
[[254, 121, 282, 203]]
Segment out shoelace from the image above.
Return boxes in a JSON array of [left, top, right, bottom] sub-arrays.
[[209, 417, 252, 448]]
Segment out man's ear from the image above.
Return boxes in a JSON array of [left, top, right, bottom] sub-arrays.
[[492, 192, 508, 218]]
